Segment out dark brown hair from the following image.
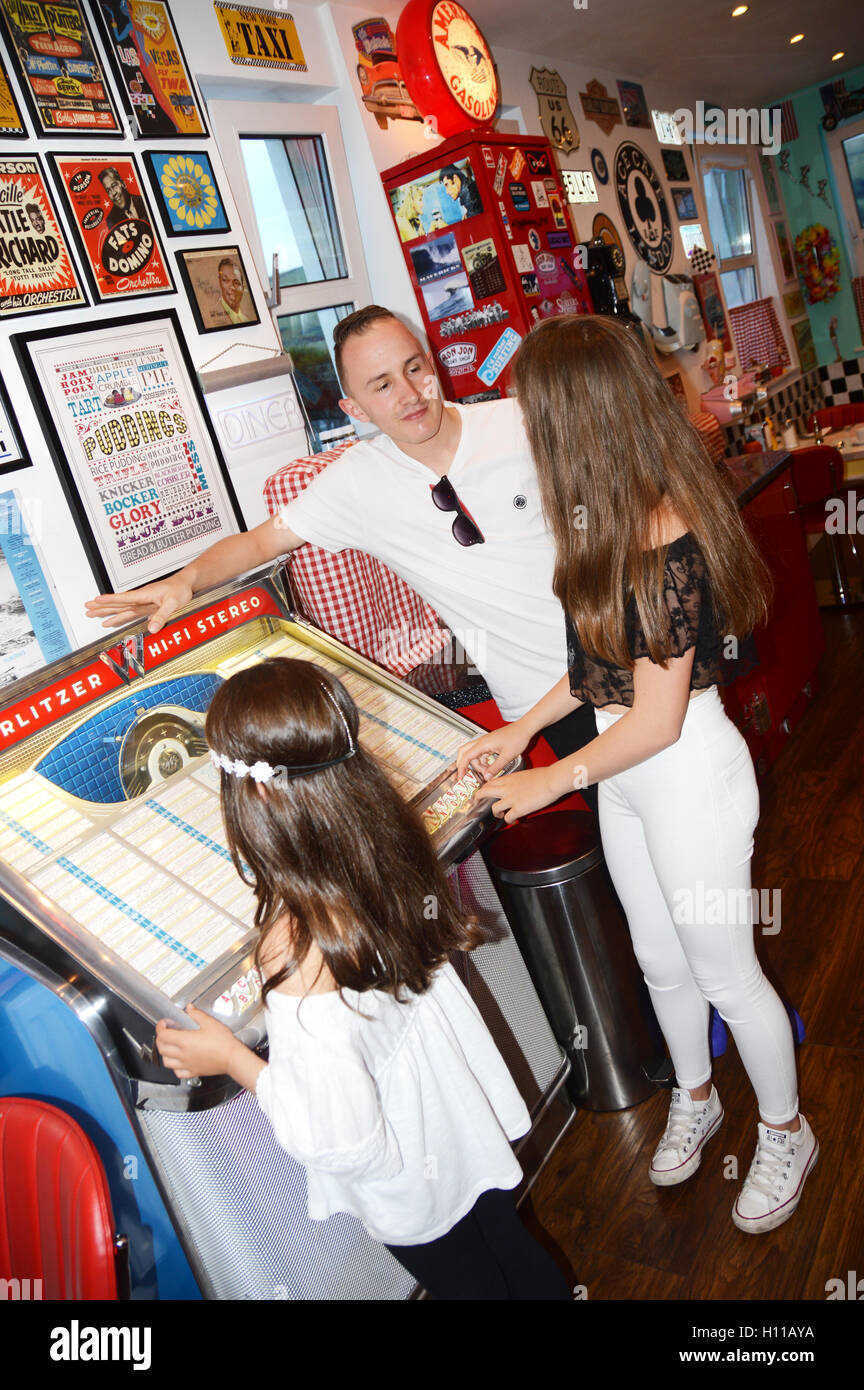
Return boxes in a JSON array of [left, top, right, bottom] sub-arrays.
[[333, 304, 399, 393], [205, 658, 486, 1004], [511, 315, 771, 666]]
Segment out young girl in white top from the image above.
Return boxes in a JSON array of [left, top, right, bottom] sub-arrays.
[[156, 656, 571, 1300]]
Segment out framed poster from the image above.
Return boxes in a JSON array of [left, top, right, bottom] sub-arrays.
[[11, 311, 245, 592], [143, 150, 230, 236], [774, 220, 795, 283], [0, 0, 122, 135], [617, 80, 649, 129], [760, 153, 781, 217], [693, 270, 731, 353], [175, 245, 260, 332], [0, 376, 29, 473], [783, 287, 805, 319], [792, 318, 817, 373], [93, 0, 208, 138], [0, 155, 87, 318], [672, 187, 698, 221], [661, 149, 688, 183], [0, 54, 26, 135], [49, 152, 174, 302], [0, 488, 72, 686]]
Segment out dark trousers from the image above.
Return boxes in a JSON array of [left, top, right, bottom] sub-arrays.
[[385, 1187, 572, 1301], [540, 701, 599, 815]]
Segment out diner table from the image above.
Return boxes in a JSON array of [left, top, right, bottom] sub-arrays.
[[813, 426, 864, 482]]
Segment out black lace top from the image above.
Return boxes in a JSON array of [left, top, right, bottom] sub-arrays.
[[566, 532, 759, 709]]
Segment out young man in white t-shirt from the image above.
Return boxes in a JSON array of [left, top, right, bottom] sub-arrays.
[[85, 306, 597, 796]]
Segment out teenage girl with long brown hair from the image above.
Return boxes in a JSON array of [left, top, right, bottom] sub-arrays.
[[156, 657, 571, 1300], [459, 315, 818, 1234]]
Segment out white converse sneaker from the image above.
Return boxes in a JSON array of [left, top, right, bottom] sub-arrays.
[[732, 1114, 818, 1233], [649, 1085, 724, 1186]]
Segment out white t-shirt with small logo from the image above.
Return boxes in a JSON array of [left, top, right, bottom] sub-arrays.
[[279, 398, 567, 721]]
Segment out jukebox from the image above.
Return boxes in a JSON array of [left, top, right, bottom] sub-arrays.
[[0, 568, 571, 1299]]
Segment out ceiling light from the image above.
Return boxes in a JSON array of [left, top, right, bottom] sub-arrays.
[[731, 6, 748, 15], [832, 52, 844, 61], [790, 33, 804, 44]]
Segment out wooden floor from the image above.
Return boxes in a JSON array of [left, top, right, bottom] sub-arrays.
[[525, 603, 864, 1301]]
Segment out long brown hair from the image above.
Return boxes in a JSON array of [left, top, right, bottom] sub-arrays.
[[205, 658, 486, 1003], [512, 315, 771, 666]]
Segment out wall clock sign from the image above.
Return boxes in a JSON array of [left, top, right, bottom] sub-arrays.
[[614, 142, 673, 273], [397, 0, 499, 137]]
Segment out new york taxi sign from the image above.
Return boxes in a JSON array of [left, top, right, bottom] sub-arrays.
[[214, 4, 307, 70]]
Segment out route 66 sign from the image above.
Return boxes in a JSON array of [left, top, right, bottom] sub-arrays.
[[530, 68, 579, 153], [614, 142, 673, 273]]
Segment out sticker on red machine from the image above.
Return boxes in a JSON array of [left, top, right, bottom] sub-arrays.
[[531, 181, 550, 208], [497, 201, 513, 239], [549, 193, 568, 229], [510, 148, 526, 180], [511, 244, 533, 273], [481, 146, 496, 169], [477, 328, 522, 386], [526, 149, 552, 176], [494, 154, 507, 195], [438, 342, 477, 376]]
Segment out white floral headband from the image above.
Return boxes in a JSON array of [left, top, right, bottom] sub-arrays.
[[209, 680, 358, 783]]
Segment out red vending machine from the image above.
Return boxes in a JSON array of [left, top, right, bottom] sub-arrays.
[[382, 130, 593, 403]]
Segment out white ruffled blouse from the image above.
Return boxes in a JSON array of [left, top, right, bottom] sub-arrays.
[[255, 961, 530, 1246]]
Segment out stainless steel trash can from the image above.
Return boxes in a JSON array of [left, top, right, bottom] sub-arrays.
[[484, 810, 661, 1111]]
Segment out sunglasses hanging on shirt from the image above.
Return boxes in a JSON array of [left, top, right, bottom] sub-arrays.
[[430, 475, 485, 546]]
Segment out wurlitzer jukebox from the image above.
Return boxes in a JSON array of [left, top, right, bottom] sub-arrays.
[[0, 569, 571, 1300]]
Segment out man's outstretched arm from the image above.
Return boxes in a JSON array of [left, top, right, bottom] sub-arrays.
[[85, 515, 305, 634]]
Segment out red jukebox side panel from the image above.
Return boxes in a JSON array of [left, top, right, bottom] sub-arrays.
[[382, 132, 592, 403]]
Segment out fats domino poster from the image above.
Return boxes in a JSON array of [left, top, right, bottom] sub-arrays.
[[50, 153, 174, 301], [614, 142, 673, 273], [0, 155, 87, 317]]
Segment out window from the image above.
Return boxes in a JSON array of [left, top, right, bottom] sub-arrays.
[[239, 136, 348, 288], [275, 304, 355, 450], [209, 101, 372, 451], [702, 166, 758, 309], [841, 130, 864, 229]]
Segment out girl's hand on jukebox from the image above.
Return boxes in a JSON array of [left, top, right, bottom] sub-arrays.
[[470, 764, 568, 825], [456, 721, 531, 782], [156, 1003, 243, 1079], [85, 576, 193, 634]]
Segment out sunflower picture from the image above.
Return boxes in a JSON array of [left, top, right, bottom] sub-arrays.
[[144, 151, 230, 237]]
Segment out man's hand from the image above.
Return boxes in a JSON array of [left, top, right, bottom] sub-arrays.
[[471, 765, 568, 824], [86, 577, 193, 634]]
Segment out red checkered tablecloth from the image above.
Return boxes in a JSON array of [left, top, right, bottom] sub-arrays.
[[264, 442, 451, 676], [690, 410, 727, 464], [727, 297, 791, 372]]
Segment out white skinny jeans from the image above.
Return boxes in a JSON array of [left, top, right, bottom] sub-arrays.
[[594, 687, 799, 1125]]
